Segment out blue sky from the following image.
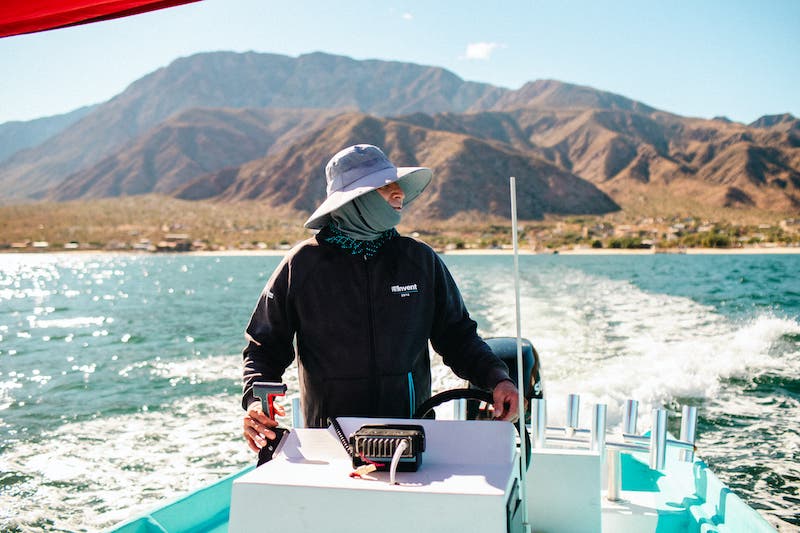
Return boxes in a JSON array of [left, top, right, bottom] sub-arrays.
[[1, 0, 798, 125]]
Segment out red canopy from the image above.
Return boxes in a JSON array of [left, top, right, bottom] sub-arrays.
[[0, 0, 201, 38]]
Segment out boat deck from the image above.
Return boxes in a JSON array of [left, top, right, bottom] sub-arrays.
[[108, 429, 774, 533]]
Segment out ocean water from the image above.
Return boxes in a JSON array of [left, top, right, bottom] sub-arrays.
[[0, 252, 798, 531]]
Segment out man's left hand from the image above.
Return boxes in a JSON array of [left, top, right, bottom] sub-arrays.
[[492, 380, 520, 422]]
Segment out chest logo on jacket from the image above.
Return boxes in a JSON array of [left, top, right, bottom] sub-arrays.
[[390, 283, 419, 298]]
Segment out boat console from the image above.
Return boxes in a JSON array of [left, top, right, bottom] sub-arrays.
[[229, 417, 523, 533], [110, 392, 776, 533]]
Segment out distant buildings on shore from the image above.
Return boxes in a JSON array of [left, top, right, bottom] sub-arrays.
[[526, 217, 800, 251], [1, 233, 293, 253], [2, 218, 799, 252]]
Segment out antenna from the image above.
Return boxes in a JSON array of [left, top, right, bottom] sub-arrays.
[[510, 176, 531, 532]]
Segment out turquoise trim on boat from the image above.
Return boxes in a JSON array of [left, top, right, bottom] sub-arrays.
[[686, 461, 775, 533], [105, 466, 254, 533], [609, 452, 775, 533]]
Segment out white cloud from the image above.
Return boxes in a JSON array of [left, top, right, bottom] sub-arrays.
[[402, 12, 413, 20], [463, 42, 506, 60]]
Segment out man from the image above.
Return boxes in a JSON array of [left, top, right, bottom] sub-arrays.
[[242, 144, 519, 453]]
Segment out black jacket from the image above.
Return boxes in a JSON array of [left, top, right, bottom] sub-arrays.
[[242, 230, 510, 428]]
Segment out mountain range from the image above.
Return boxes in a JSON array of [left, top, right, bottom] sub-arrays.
[[1, 51, 798, 220]]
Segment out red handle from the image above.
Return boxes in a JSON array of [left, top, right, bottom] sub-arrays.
[[253, 382, 287, 420], [267, 395, 283, 420]]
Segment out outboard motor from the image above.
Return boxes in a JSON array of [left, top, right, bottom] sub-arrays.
[[468, 337, 543, 421]]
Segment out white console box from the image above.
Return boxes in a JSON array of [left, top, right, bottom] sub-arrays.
[[527, 447, 602, 533], [230, 417, 518, 533]]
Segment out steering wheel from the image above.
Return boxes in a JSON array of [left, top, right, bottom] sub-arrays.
[[412, 388, 531, 469]]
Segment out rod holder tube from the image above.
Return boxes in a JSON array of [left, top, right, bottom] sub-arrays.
[[623, 399, 639, 435], [532, 398, 547, 448], [291, 397, 304, 428], [453, 398, 467, 421], [591, 403, 607, 456], [679, 405, 697, 462], [649, 409, 668, 470], [607, 449, 622, 501], [566, 394, 580, 432]]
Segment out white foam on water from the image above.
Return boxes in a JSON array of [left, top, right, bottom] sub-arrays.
[[27, 315, 107, 329], [0, 392, 255, 532], [0, 379, 23, 410], [145, 352, 302, 394], [472, 266, 800, 430], [149, 353, 240, 385]]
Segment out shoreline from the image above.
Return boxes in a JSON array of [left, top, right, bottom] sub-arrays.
[[554, 246, 800, 256], [442, 245, 800, 256], [2, 246, 800, 257]]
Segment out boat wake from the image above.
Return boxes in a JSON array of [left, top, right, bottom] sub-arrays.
[[452, 260, 800, 528]]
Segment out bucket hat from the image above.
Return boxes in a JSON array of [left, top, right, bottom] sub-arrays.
[[304, 144, 432, 229]]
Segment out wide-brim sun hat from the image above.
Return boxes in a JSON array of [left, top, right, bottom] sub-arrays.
[[304, 144, 433, 229]]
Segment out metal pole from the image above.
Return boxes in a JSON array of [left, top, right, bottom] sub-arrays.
[[623, 399, 638, 435], [679, 405, 697, 462], [649, 409, 667, 470], [591, 403, 607, 457], [291, 397, 304, 428], [566, 393, 580, 437], [606, 449, 622, 501], [510, 177, 530, 532], [532, 398, 547, 448], [453, 398, 467, 421]]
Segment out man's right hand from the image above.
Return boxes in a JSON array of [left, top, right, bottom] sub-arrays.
[[243, 399, 285, 453]]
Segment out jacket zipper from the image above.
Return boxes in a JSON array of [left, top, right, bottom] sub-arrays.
[[407, 372, 415, 417], [364, 254, 379, 413]]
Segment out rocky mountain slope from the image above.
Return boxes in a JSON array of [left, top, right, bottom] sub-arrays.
[[1, 50, 798, 219], [0, 105, 95, 163], [398, 108, 800, 212], [0, 51, 502, 199], [49, 107, 340, 200], [173, 113, 619, 219]]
